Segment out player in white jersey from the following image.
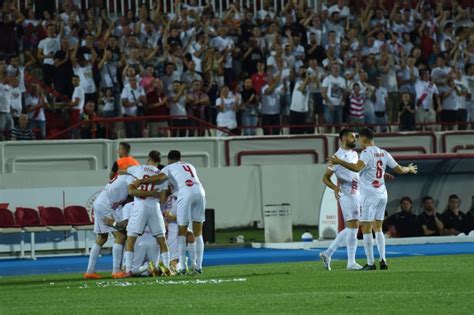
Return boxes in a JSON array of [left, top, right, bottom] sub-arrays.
[[136, 150, 206, 275], [84, 174, 140, 279], [114, 151, 172, 278], [329, 128, 417, 270], [320, 129, 363, 271], [162, 193, 196, 272]]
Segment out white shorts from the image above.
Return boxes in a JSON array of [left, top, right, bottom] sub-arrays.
[[93, 200, 122, 234], [360, 195, 387, 222], [127, 201, 166, 237], [176, 192, 206, 226], [339, 193, 361, 222]]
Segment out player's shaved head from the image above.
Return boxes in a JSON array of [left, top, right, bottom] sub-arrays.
[[167, 150, 181, 162], [359, 128, 374, 140], [148, 150, 161, 163], [119, 142, 131, 154]]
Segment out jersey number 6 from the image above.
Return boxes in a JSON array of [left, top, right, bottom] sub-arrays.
[[375, 160, 383, 179]]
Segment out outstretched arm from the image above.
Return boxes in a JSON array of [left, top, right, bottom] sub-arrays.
[[392, 163, 417, 175]]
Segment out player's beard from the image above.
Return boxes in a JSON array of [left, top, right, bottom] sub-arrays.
[[347, 141, 356, 149]]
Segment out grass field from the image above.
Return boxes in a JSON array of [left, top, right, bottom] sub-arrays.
[[0, 255, 473, 314]]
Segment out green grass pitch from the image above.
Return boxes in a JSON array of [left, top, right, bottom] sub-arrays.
[[0, 255, 473, 314]]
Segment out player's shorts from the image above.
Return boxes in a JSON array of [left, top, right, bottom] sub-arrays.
[[127, 201, 166, 237], [176, 191, 206, 226], [360, 195, 387, 222], [93, 200, 122, 234], [339, 193, 361, 222]]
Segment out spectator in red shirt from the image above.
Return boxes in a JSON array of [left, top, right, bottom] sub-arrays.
[[251, 61, 267, 94], [146, 78, 169, 138]]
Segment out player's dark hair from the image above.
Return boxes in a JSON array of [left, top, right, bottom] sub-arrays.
[[339, 128, 355, 140], [119, 142, 131, 154], [422, 196, 433, 203], [148, 150, 161, 163], [448, 194, 459, 200], [359, 128, 374, 140], [400, 196, 412, 204], [167, 150, 181, 161]]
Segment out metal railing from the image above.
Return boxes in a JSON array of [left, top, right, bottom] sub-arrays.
[[16, 0, 320, 17]]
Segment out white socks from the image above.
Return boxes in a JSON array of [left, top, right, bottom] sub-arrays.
[[112, 243, 123, 273], [86, 243, 101, 274], [195, 235, 204, 270], [177, 236, 187, 270], [375, 231, 386, 262], [124, 251, 134, 273], [160, 251, 170, 269], [363, 233, 375, 265], [187, 242, 196, 269], [326, 228, 348, 257], [346, 228, 358, 265]]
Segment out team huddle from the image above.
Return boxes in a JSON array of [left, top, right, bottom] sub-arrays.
[[321, 128, 417, 271], [84, 149, 206, 279]]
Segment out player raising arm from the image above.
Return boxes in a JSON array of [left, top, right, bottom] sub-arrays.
[[135, 150, 206, 275], [329, 128, 417, 270], [320, 129, 363, 271]]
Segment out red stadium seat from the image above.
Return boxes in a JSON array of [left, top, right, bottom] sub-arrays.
[[38, 207, 72, 231], [0, 208, 21, 233], [15, 207, 48, 232], [64, 206, 94, 230]]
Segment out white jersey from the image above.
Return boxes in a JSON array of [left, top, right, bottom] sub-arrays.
[[329, 148, 360, 196], [96, 175, 135, 209], [127, 165, 165, 206], [160, 162, 205, 195], [359, 146, 397, 197]]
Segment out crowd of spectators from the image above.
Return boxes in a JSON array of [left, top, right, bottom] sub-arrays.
[[384, 194, 474, 237], [0, 0, 473, 140]]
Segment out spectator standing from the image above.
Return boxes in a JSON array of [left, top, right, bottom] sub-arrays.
[[399, 92, 416, 131], [321, 63, 346, 132], [415, 70, 440, 131], [289, 68, 311, 134], [453, 69, 469, 130], [37, 24, 61, 86], [439, 75, 460, 131], [80, 101, 102, 139], [348, 83, 365, 129], [8, 76, 22, 126], [181, 60, 202, 92], [373, 76, 389, 132], [25, 84, 48, 139], [0, 73, 12, 140], [441, 194, 469, 236], [418, 196, 444, 237], [261, 73, 285, 135], [0, 1, 24, 59], [216, 85, 239, 137], [169, 81, 188, 137], [307, 58, 325, 126], [121, 76, 147, 138], [240, 78, 259, 136], [11, 114, 34, 141], [69, 75, 85, 139], [186, 80, 210, 137], [72, 45, 98, 106], [251, 61, 267, 94], [146, 79, 169, 138], [384, 197, 421, 238], [53, 38, 74, 98], [359, 71, 376, 127]]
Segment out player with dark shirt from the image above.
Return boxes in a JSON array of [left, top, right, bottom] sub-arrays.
[[441, 194, 469, 235], [418, 196, 444, 236]]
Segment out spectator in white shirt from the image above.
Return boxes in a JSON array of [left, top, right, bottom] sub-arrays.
[[321, 63, 347, 131], [373, 77, 389, 132], [121, 76, 147, 138], [261, 73, 285, 135], [72, 45, 98, 107], [68, 75, 85, 138], [289, 68, 311, 134], [439, 76, 460, 131], [37, 24, 61, 86], [169, 81, 188, 137], [8, 76, 22, 127], [216, 85, 239, 137], [0, 74, 13, 141], [415, 70, 441, 131]]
